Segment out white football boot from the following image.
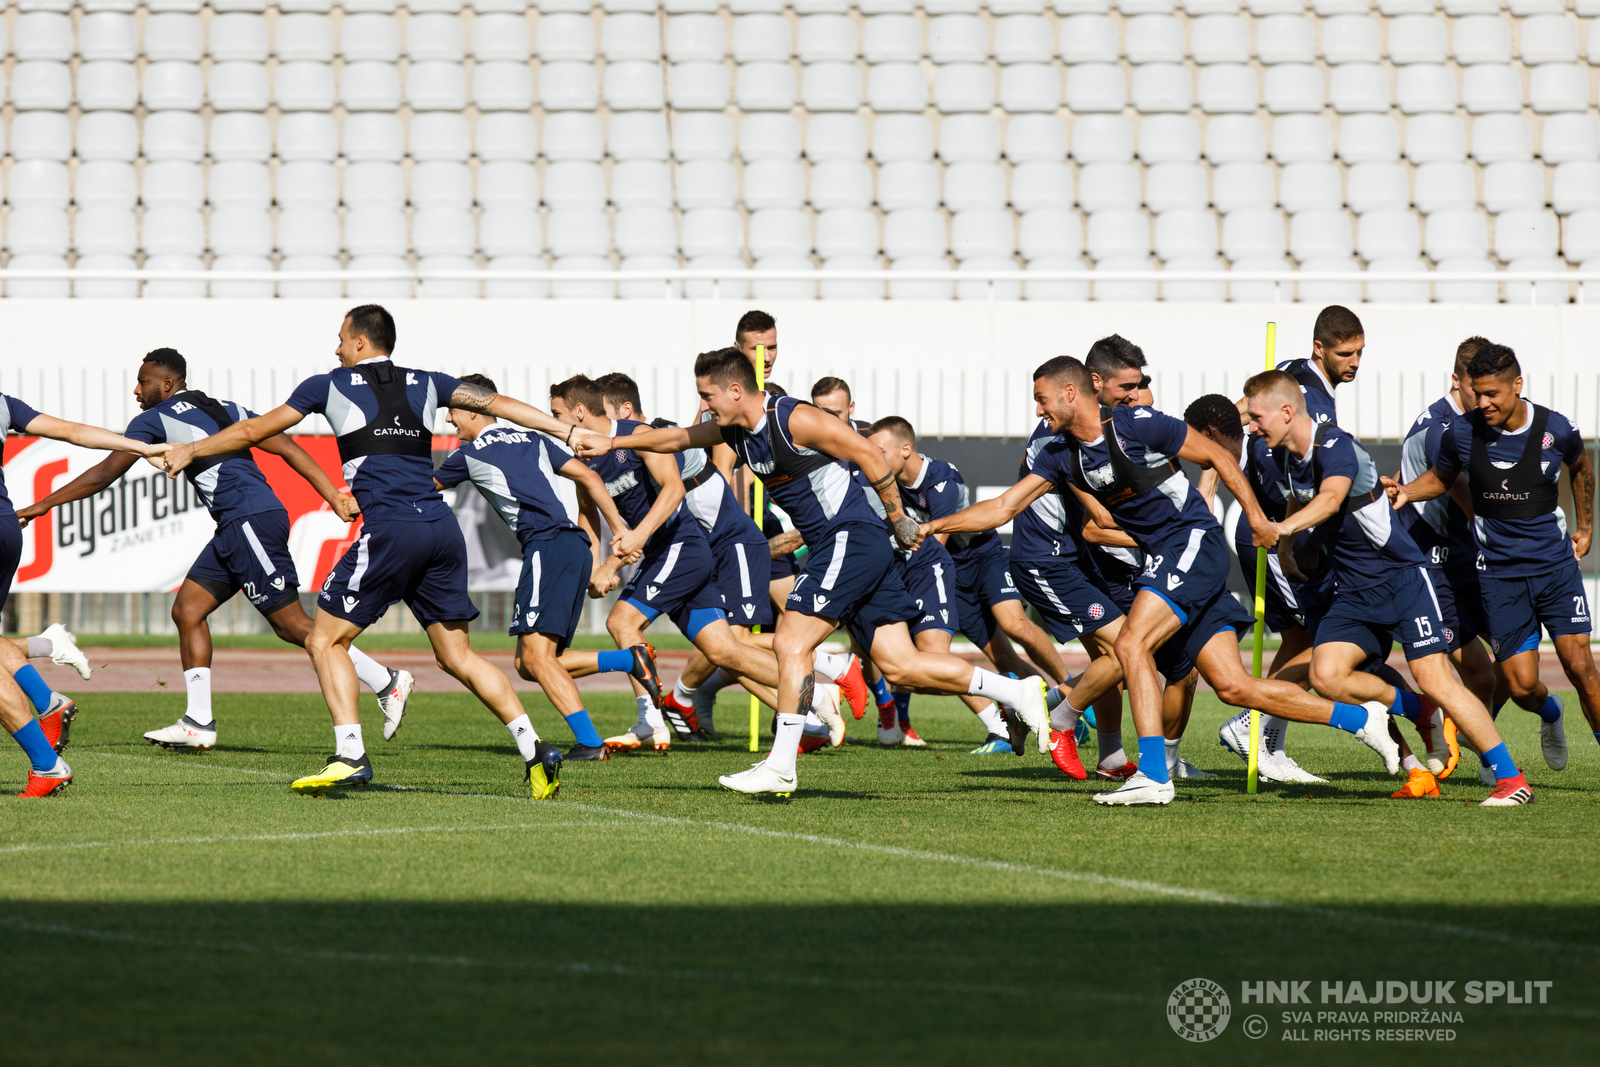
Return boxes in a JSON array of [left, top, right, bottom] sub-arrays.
[[41, 623, 91, 681], [1091, 770, 1175, 806], [812, 683, 846, 747], [718, 760, 797, 796], [144, 716, 217, 751], [1355, 702, 1402, 775], [1173, 757, 1217, 779], [377, 669, 415, 741], [1540, 713, 1568, 771]]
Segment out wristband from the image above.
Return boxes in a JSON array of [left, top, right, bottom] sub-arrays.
[[793, 545, 809, 559], [565, 425, 575, 445]]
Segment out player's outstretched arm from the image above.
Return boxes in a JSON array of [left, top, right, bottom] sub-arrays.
[[1381, 466, 1448, 510], [556, 457, 635, 558], [1179, 426, 1277, 548], [162, 404, 305, 477], [923, 474, 1052, 538], [1276, 475, 1351, 538], [21, 413, 167, 461], [1568, 447, 1593, 559], [786, 404, 919, 548], [15, 451, 139, 527], [443, 379, 574, 443], [255, 433, 359, 522], [575, 419, 720, 460]]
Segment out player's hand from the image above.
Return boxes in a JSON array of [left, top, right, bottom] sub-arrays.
[[572, 432, 611, 458], [162, 441, 195, 476], [916, 521, 938, 541], [1249, 515, 1279, 549], [331, 493, 361, 523], [1380, 474, 1408, 510], [890, 513, 922, 551], [15, 503, 45, 530], [1574, 529, 1592, 560], [587, 564, 621, 599], [611, 526, 647, 562]]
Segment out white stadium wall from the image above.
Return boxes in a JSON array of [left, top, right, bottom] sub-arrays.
[[6, 298, 1600, 440]]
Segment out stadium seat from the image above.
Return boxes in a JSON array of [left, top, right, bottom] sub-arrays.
[[744, 159, 807, 209], [472, 13, 532, 59], [1540, 113, 1600, 163], [1425, 208, 1490, 259], [1321, 14, 1381, 64], [808, 161, 871, 208], [212, 12, 270, 59], [1551, 162, 1600, 215], [477, 207, 543, 258], [950, 210, 1015, 261], [878, 161, 941, 209], [867, 63, 930, 111], [888, 257, 954, 302], [1519, 15, 1579, 64], [8, 161, 69, 207], [1386, 15, 1446, 64], [540, 61, 599, 109], [1058, 15, 1117, 63], [546, 207, 611, 257], [680, 208, 744, 257], [1295, 256, 1362, 305], [1018, 208, 1083, 260], [408, 113, 470, 160], [412, 161, 473, 207], [993, 14, 1051, 62], [1204, 114, 1267, 162], [142, 111, 205, 161], [141, 162, 205, 206], [1289, 209, 1353, 260], [1154, 209, 1219, 260], [606, 12, 664, 59], [277, 208, 341, 256], [1255, 16, 1315, 64], [1471, 114, 1534, 164], [1461, 64, 1523, 113], [1271, 114, 1334, 163], [77, 63, 138, 111], [873, 114, 934, 161], [613, 207, 678, 257], [795, 14, 856, 64], [1356, 208, 1422, 260], [1010, 161, 1073, 210], [1432, 257, 1499, 304], [1336, 114, 1400, 164], [1263, 64, 1323, 112], [1481, 162, 1546, 214], [1529, 65, 1591, 113], [939, 115, 1000, 161], [1279, 162, 1342, 214], [672, 160, 736, 210], [1362, 255, 1431, 303], [1087, 209, 1151, 260], [473, 112, 537, 160], [935, 64, 996, 112], [673, 112, 735, 160], [883, 209, 947, 258], [1451, 15, 1510, 64], [78, 13, 138, 61], [543, 161, 606, 207], [1131, 64, 1191, 113], [143, 13, 204, 62], [1211, 162, 1276, 214], [73, 207, 137, 256], [1071, 114, 1134, 162], [1145, 163, 1208, 212], [1065, 64, 1126, 112], [209, 160, 271, 205], [76, 112, 139, 161], [945, 163, 1006, 210], [738, 61, 797, 110], [815, 208, 880, 257], [1414, 161, 1477, 213], [277, 161, 339, 207], [1078, 162, 1141, 211], [1493, 209, 1560, 260], [1006, 114, 1068, 161], [1394, 65, 1456, 113], [275, 14, 335, 60], [742, 113, 803, 160], [863, 14, 922, 62], [341, 13, 401, 59], [1346, 162, 1410, 213], [806, 114, 868, 161], [1120, 14, 1186, 61], [670, 61, 732, 109], [210, 207, 273, 256], [1139, 115, 1201, 163], [140, 207, 205, 254], [274, 62, 337, 110], [1405, 113, 1468, 162], [928, 15, 988, 64], [341, 62, 402, 110], [209, 113, 270, 160], [748, 208, 812, 259]]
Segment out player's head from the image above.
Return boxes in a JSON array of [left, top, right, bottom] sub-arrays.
[[694, 347, 761, 428], [810, 376, 854, 424], [1183, 393, 1245, 466], [1451, 335, 1492, 409], [735, 309, 777, 380], [866, 416, 917, 480], [1242, 369, 1307, 447], [338, 304, 396, 366], [548, 374, 606, 429], [1031, 355, 1095, 433], [447, 373, 498, 441], [136, 348, 186, 409], [1133, 373, 1154, 408], [1084, 335, 1147, 407], [595, 372, 644, 421], [1310, 305, 1364, 384], [1465, 343, 1523, 427]]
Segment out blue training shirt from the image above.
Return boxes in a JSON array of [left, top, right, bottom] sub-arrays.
[[1399, 395, 1476, 572], [284, 358, 460, 525], [1276, 424, 1423, 591], [124, 392, 286, 526], [1034, 405, 1218, 554], [1276, 357, 1339, 427], [900, 453, 1007, 572], [1010, 418, 1082, 563], [588, 417, 703, 555], [1432, 399, 1584, 577], [0, 393, 43, 514], [434, 425, 587, 548]]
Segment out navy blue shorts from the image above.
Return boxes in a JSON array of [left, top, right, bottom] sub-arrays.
[[1135, 526, 1232, 624], [0, 512, 21, 605], [902, 539, 959, 638], [621, 535, 725, 640], [190, 510, 300, 614], [770, 551, 798, 582], [712, 529, 774, 629], [1316, 566, 1448, 663], [319, 516, 480, 630], [511, 531, 592, 652], [787, 521, 920, 651], [1012, 556, 1122, 643], [1481, 559, 1592, 658], [1425, 565, 1484, 652], [1089, 547, 1142, 614], [951, 541, 1023, 648], [1234, 537, 1308, 634], [1155, 588, 1255, 684]]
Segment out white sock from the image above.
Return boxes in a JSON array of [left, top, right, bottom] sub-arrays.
[[672, 677, 696, 704], [26, 636, 52, 658], [1098, 730, 1126, 769], [1401, 753, 1422, 773], [348, 647, 392, 693], [184, 668, 213, 726], [643, 702, 667, 734], [802, 718, 829, 737], [335, 723, 364, 760], [1165, 737, 1181, 774], [813, 651, 850, 680], [1263, 715, 1290, 756], [633, 695, 654, 732], [803, 709, 823, 726], [968, 668, 1023, 710], [767, 712, 805, 775], [505, 713, 542, 761], [975, 702, 1007, 737]]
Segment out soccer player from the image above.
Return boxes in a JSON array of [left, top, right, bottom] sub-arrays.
[[20, 348, 412, 751], [810, 376, 873, 434], [1387, 343, 1600, 782], [577, 349, 1048, 796], [922, 357, 1404, 806], [434, 374, 638, 762], [548, 375, 838, 752], [0, 386, 169, 795], [1247, 369, 1533, 804], [162, 304, 578, 798]]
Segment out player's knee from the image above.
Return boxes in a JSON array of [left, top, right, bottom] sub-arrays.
[[513, 654, 535, 681], [1111, 630, 1146, 666], [1307, 663, 1343, 700], [1212, 673, 1254, 708]]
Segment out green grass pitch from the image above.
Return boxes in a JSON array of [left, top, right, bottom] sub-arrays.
[[1, 689, 1596, 1066]]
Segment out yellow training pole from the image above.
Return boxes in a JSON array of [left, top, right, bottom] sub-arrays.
[[1248, 322, 1276, 794], [750, 345, 765, 753]]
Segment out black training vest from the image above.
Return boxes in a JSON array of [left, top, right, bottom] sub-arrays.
[[1273, 422, 1381, 517], [1467, 404, 1559, 519], [334, 362, 433, 466], [172, 390, 248, 475], [1066, 405, 1180, 507], [759, 396, 836, 491]]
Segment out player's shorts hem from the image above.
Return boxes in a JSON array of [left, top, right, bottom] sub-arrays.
[[1147, 588, 1189, 626], [186, 573, 237, 604]]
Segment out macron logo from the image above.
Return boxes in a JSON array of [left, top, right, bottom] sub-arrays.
[[1133, 408, 1153, 419], [647, 585, 660, 599], [812, 595, 828, 612], [1166, 574, 1183, 591], [343, 595, 359, 612], [742, 604, 755, 619]]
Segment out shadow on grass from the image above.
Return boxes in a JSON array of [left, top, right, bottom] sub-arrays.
[[0, 901, 1594, 1067]]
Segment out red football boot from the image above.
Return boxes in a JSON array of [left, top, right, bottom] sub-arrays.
[[37, 697, 77, 754], [835, 655, 870, 719], [658, 690, 701, 739], [1481, 772, 1534, 806], [1094, 760, 1141, 782], [1049, 729, 1088, 780], [17, 759, 72, 798]]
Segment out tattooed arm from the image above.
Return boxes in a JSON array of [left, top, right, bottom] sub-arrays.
[[447, 379, 584, 446], [1569, 446, 1594, 560]]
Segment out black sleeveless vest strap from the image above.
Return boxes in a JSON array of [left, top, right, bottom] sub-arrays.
[[1067, 405, 1180, 506], [334, 363, 433, 466], [172, 390, 247, 475], [1308, 421, 1381, 516], [762, 396, 835, 491], [1468, 404, 1559, 519]]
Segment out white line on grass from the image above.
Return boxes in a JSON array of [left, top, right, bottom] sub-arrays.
[[58, 753, 1597, 959], [0, 822, 603, 856]]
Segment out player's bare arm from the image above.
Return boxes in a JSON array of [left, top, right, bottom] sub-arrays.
[[162, 404, 304, 476], [255, 432, 359, 522], [1275, 474, 1351, 540], [21, 413, 169, 462], [16, 450, 139, 527], [1569, 447, 1594, 559], [576, 419, 720, 459], [1180, 427, 1276, 547], [447, 379, 578, 446], [768, 528, 805, 557], [786, 403, 919, 549], [1381, 465, 1449, 510], [610, 444, 686, 561], [922, 473, 1053, 538], [1278, 495, 1309, 582], [557, 457, 635, 558]]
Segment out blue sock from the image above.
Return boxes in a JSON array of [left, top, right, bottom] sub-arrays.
[[1480, 742, 1519, 781], [595, 649, 633, 673], [894, 690, 912, 725], [1328, 702, 1367, 734], [563, 709, 603, 748], [1388, 688, 1421, 723], [871, 675, 893, 707], [1491, 701, 1505, 721], [12, 666, 53, 715], [1137, 735, 1170, 784], [9, 720, 57, 772], [1534, 695, 1564, 724]]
